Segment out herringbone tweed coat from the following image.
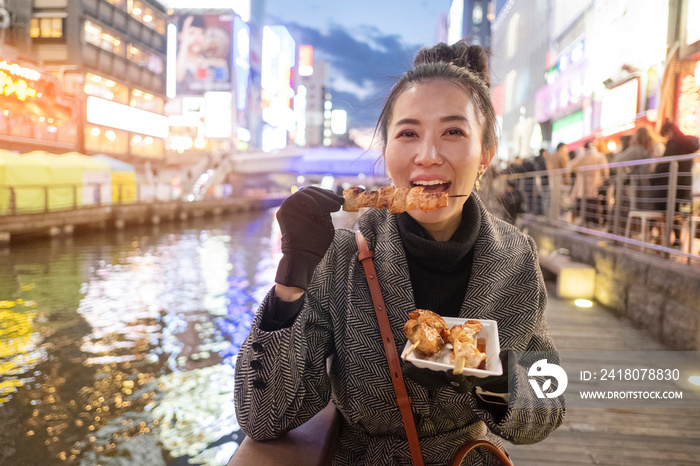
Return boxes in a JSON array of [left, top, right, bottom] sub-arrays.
[[235, 195, 565, 465]]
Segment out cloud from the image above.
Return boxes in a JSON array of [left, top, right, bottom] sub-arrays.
[[280, 22, 422, 129], [329, 74, 374, 100]]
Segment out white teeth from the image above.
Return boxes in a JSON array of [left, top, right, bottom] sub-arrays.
[[412, 180, 448, 186]]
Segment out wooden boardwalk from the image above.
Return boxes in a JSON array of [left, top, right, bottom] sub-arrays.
[[507, 284, 700, 465]]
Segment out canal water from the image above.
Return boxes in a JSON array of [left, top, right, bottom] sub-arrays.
[[0, 208, 290, 466]]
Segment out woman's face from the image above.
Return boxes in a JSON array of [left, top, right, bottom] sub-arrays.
[[384, 79, 492, 234]]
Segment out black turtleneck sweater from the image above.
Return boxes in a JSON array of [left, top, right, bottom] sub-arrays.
[[396, 196, 481, 317], [261, 196, 482, 329]]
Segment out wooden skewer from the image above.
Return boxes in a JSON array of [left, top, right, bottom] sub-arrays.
[[453, 356, 465, 374], [403, 340, 421, 360], [448, 194, 470, 198]]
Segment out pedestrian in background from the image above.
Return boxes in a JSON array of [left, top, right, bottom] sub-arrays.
[[569, 142, 609, 225], [546, 142, 571, 218], [521, 154, 537, 214], [610, 135, 632, 178], [650, 121, 700, 247], [613, 127, 655, 232], [532, 148, 549, 215], [503, 179, 525, 224], [235, 39, 564, 465], [506, 155, 527, 215]]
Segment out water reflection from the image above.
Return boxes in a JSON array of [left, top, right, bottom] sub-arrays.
[[0, 208, 280, 465]]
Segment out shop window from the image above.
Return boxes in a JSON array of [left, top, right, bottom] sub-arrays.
[[128, 0, 165, 34], [101, 32, 125, 56], [104, 0, 126, 8], [84, 20, 125, 56], [131, 134, 164, 158], [31, 17, 64, 38], [130, 88, 164, 113], [148, 54, 163, 75], [472, 4, 483, 25], [127, 45, 163, 74], [84, 20, 102, 47], [84, 126, 129, 155], [84, 73, 129, 104]]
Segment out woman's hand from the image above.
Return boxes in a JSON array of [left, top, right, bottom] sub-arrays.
[[274, 187, 344, 291]]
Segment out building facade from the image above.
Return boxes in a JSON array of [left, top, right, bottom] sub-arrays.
[[490, 0, 697, 160], [448, 0, 494, 49], [294, 56, 328, 148], [659, 0, 700, 138], [31, 0, 169, 164], [0, 0, 80, 153], [489, 0, 551, 162], [164, 0, 263, 169]]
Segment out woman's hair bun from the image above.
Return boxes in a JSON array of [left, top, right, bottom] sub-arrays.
[[413, 40, 491, 87]]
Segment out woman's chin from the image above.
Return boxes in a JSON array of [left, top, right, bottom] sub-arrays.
[[407, 204, 462, 228]]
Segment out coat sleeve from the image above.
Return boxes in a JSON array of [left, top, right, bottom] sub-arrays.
[[233, 240, 339, 441], [470, 237, 566, 445]]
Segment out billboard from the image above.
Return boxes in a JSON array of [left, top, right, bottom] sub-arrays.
[[86, 96, 169, 138], [172, 14, 233, 95]]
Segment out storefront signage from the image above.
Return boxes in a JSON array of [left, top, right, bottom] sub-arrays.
[[535, 59, 589, 122], [0, 71, 37, 101], [86, 96, 168, 138], [0, 61, 41, 81], [677, 73, 699, 137], [599, 78, 638, 134]]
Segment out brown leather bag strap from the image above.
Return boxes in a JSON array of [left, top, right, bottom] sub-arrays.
[[355, 231, 424, 466], [450, 440, 513, 466], [355, 231, 512, 466]]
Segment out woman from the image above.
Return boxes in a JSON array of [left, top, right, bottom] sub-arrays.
[[235, 41, 564, 465], [568, 142, 609, 225]]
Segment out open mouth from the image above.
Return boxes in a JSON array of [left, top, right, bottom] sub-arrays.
[[410, 180, 451, 194]]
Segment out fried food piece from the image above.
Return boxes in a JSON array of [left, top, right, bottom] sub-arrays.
[[376, 187, 394, 210], [342, 187, 364, 212], [403, 309, 448, 358], [403, 319, 444, 357], [390, 187, 409, 213], [444, 322, 486, 373], [408, 309, 448, 334], [342, 186, 449, 212], [462, 320, 482, 335], [453, 337, 487, 373], [420, 192, 449, 212], [358, 190, 378, 208], [405, 186, 423, 211]]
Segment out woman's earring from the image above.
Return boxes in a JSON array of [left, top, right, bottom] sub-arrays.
[[475, 166, 487, 191]]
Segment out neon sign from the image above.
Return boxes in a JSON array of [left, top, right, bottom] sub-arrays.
[[677, 73, 698, 137], [0, 61, 41, 81], [0, 71, 38, 101]]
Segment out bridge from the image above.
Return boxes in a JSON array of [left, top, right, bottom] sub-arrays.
[[189, 147, 387, 195]]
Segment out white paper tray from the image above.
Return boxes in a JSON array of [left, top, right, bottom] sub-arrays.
[[400, 317, 502, 378]]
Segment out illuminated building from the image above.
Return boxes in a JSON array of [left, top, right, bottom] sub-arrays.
[[489, 0, 548, 162], [294, 51, 330, 148], [163, 0, 263, 167], [0, 1, 79, 153], [260, 24, 295, 152], [30, 0, 169, 164], [490, 0, 672, 159], [447, 0, 493, 49], [660, 0, 700, 137]]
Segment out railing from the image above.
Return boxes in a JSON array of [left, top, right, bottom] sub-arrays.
[[500, 152, 700, 262], [0, 182, 160, 215], [0, 181, 290, 216]]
